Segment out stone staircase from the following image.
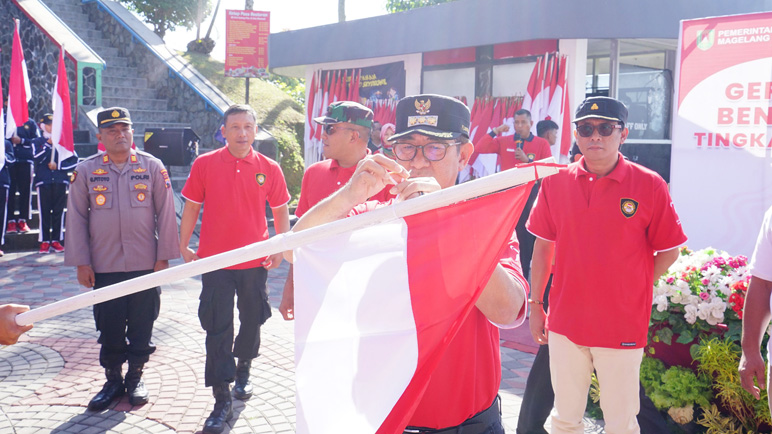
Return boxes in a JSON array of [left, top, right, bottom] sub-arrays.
[[42, 0, 191, 150]]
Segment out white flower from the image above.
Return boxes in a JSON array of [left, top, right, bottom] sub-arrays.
[[654, 295, 669, 312], [684, 305, 698, 324]]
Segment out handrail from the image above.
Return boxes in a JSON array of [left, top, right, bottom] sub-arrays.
[[13, 0, 106, 67], [83, 0, 232, 115]]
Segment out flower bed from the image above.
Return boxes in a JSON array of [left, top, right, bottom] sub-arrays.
[[643, 247, 771, 432]]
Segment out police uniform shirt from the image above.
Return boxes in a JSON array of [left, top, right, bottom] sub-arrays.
[[64, 150, 180, 273]]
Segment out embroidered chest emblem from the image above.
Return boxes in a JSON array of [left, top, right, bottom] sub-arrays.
[[620, 199, 639, 218], [256, 173, 266, 185], [92, 168, 108, 175]]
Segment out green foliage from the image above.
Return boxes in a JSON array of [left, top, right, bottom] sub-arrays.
[[585, 373, 604, 420], [696, 404, 743, 434], [639, 356, 712, 411], [385, 0, 458, 13], [119, 0, 211, 38], [263, 75, 305, 106], [694, 337, 772, 432], [272, 124, 304, 203]]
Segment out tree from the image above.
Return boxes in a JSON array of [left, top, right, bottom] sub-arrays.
[[385, 0, 457, 13], [119, 0, 211, 39], [339, 0, 345, 22]]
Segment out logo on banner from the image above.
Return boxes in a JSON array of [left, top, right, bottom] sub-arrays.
[[697, 30, 715, 51], [620, 199, 639, 218]]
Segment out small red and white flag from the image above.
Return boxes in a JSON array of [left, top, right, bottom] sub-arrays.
[[51, 48, 76, 165], [5, 19, 31, 139], [293, 183, 531, 434]]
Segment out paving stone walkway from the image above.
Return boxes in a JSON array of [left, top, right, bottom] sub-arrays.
[[0, 251, 604, 433]]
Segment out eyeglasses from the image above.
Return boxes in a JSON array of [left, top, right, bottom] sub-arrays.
[[576, 123, 622, 138], [324, 124, 356, 135], [393, 141, 458, 162]]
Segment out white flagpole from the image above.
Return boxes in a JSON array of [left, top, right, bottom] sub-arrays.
[[16, 160, 560, 326]]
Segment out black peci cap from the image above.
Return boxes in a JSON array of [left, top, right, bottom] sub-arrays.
[[389, 94, 470, 142], [39, 113, 53, 125]]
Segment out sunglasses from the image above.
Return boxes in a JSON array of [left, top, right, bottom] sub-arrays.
[[576, 123, 623, 138], [324, 124, 356, 135]]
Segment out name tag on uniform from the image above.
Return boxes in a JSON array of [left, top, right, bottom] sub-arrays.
[[506, 148, 516, 152]]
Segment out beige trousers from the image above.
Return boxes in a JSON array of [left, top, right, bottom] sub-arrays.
[[548, 332, 643, 434]]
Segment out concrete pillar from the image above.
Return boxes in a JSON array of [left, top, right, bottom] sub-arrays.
[[558, 39, 588, 113]]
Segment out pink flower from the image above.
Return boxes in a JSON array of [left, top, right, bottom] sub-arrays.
[[666, 277, 675, 284], [701, 278, 710, 286], [700, 292, 710, 300]]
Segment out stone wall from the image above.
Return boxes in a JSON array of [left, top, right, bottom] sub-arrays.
[[0, 0, 79, 125], [83, 2, 222, 149]]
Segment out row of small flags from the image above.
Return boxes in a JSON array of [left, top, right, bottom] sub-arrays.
[[305, 68, 399, 165], [2, 19, 75, 170]]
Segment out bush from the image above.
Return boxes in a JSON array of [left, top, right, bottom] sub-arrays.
[[187, 37, 215, 54]]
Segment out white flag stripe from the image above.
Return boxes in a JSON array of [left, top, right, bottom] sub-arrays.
[[295, 221, 417, 434]]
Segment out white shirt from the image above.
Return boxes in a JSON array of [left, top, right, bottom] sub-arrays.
[[750, 205, 772, 282]]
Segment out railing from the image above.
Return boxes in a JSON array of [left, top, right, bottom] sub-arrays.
[[12, 0, 106, 106], [82, 0, 232, 116]]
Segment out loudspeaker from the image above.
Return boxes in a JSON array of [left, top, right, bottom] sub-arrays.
[[143, 128, 199, 166]]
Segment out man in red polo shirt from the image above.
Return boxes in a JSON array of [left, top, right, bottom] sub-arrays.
[[474, 109, 552, 171], [279, 101, 389, 320], [179, 104, 291, 434], [527, 96, 686, 434], [291, 94, 528, 433]]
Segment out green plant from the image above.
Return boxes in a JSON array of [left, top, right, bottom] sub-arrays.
[[271, 124, 303, 202], [694, 337, 772, 432], [696, 404, 743, 434]]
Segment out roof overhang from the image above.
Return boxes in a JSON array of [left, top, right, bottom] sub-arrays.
[[270, 0, 772, 75]]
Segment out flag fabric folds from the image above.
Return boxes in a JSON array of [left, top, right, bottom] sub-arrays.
[[52, 48, 76, 165], [6, 19, 31, 139], [0, 63, 5, 171], [293, 183, 532, 434]]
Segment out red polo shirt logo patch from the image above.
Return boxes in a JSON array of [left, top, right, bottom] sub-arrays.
[[256, 173, 266, 185], [621, 199, 639, 218]]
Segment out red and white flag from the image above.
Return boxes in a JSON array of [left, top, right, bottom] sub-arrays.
[[5, 19, 31, 139], [52, 48, 76, 165], [293, 183, 531, 434]]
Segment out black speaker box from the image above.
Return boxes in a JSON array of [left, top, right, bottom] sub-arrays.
[[143, 128, 199, 166]]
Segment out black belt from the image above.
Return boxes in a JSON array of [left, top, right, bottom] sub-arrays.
[[404, 395, 501, 434]]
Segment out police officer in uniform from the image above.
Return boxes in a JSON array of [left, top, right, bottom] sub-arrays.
[[6, 118, 37, 234], [32, 114, 79, 253], [65, 107, 180, 411]]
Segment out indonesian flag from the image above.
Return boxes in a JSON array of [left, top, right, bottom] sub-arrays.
[[521, 56, 540, 116], [293, 183, 531, 434], [547, 56, 566, 161], [5, 19, 31, 139], [52, 48, 75, 165]]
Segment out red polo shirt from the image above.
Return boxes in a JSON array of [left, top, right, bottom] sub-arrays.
[[526, 154, 686, 349], [474, 132, 552, 171], [295, 158, 393, 218], [182, 146, 290, 269]]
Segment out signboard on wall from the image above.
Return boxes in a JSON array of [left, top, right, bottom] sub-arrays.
[[671, 12, 772, 256], [356, 62, 405, 101], [224, 10, 270, 78]]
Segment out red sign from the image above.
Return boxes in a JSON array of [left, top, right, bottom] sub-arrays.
[[225, 10, 270, 78]]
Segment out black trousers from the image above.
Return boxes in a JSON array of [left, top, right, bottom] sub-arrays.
[[515, 182, 540, 280], [0, 187, 8, 244], [199, 267, 271, 387], [7, 163, 32, 222], [37, 184, 67, 242], [93, 271, 160, 368]]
